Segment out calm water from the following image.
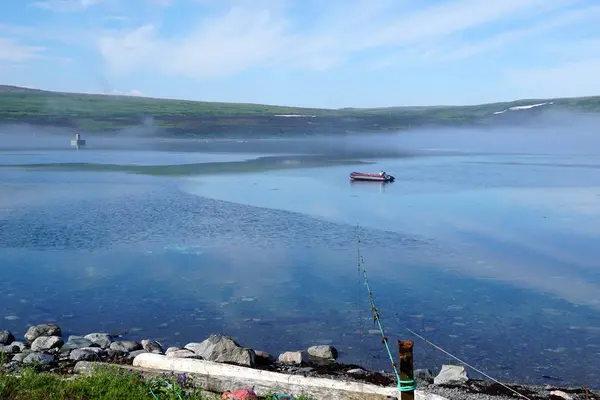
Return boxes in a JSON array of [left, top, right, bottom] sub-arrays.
[[1, 137, 599, 388]]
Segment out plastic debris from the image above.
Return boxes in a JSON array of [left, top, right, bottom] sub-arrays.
[[222, 389, 258, 400]]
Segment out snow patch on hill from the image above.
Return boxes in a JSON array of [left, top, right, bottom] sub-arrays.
[[493, 101, 554, 115]]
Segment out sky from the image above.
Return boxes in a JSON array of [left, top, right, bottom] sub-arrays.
[[1, 0, 600, 108]]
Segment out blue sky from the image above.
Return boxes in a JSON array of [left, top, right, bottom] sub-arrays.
[[1, 0, 600, 108]]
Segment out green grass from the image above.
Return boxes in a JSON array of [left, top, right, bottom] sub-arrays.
[[1, 84, 599, 137], [0, 365, 204, 400], [0, 363, 316, 400]]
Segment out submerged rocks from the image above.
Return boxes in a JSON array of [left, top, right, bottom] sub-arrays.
[[434, 365, 469, 385], [0, 330, 15, 345], [25, 324, 61, 343], [84, 333, 112, 349], [31, 336, 64, 352], [141, 339, 163, 354], [185, 334, 255, 367]]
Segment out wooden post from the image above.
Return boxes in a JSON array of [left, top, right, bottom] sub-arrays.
[[398, 340, 415, 400]]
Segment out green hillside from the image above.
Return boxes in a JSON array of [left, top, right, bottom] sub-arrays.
[[1, 85, 598, 137]]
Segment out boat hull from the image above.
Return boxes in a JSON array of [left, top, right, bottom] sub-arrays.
[[349, 172, 395, 182]]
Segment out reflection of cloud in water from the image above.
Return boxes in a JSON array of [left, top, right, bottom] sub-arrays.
[[164, 244, 204, 255], [502, 186, 600, 220]]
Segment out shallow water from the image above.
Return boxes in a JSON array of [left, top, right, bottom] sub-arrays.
[[1, 139, 599, 388]]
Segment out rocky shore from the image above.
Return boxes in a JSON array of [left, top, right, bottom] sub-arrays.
[[1, 324, 598, 400]]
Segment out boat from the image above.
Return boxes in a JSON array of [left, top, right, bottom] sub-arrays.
[[349, 171, 395, 182], [71, 133, 86, 147]]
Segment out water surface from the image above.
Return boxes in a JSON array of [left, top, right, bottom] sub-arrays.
[[1, 138, 599, 388]]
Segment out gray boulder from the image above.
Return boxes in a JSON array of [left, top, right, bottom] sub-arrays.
[[31, 336, 64, 352], [70, 348, 105, 362], [307, 345, 338, 360], [166, 349, 202, 359], [0, 344, 20, 355], [24, 324, 61, 343], [0, 330, 15, 345], [23, 352, 55, 366], [60, 337, 94, 353], [109, 341, 142, 353], [141, 339, 163, 354], [434, 365, 469, 385], [11, 342, 27, 352], [186, 334, 255, 367], [278, 351, 308, 365], [12, 353, 28, 363], [127, 350, 148, 359], [84, 333, 112, 349], [415, 368, 434, 383], [254, 350, 275, 365]]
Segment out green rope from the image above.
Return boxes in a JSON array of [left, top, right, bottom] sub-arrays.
[[148, 386, 159, 400], [399, 379, 417, 392], [356, 229, 409, 393]]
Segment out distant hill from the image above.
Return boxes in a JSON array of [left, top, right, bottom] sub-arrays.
[[0, 85, 598, 138]]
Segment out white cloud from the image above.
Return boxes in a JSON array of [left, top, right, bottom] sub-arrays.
[[423, 4, 600, 62], [507, 59, 600, 98], [32, 0, 104, 12], [0, 37, 45, 62], [97, 0, 600, 80]]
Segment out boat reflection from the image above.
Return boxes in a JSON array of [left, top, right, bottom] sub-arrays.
[[348, 180, 390, 193]]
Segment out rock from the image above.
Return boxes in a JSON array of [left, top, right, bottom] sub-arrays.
[[278, 351, 308, 365], [23, 352, 55, 366], [60, 337, 94, 353], [24, 324, 61, 343], [0, 330, 15, 345], [107, 349, 128, 358], [127, 350, 148, 359], [11, 342, 27, 351], [183, 342, 202, 353], [70, 348, 105, 362], [434, 365, 469, 385], [1, 360, 21, 373], [84, 333, 112, 349], [254, 350, 275, 365], [186, 334, 255, 367], [31, 336, 64, 352], [415, 368, 435, 383], [166, 349, 202, 359], [141, 339, 163, 354], [307, 345, 338, 360], [0, 344, 20, 354], [109, 341, 142, 353], [347, 368, 367, 375], [550, 390, 573, 400], [12, 353, 27, 363], [165, 347, 182, 355]]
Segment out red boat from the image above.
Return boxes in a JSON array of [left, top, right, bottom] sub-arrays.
[[349, 171, 395, 182]]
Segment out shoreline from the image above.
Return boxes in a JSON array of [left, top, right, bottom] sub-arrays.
[[1, 324, 598, 400]]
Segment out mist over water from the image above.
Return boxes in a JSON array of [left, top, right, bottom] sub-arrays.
[[1, 109, 600, 388]]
